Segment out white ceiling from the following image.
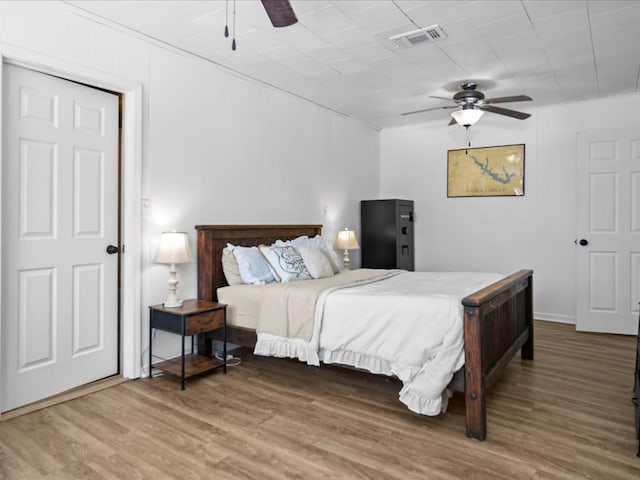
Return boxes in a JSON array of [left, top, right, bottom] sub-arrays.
[[68, 0, 640, 129]]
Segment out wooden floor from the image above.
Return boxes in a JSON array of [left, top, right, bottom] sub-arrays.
[[0, 320, 639, 479]]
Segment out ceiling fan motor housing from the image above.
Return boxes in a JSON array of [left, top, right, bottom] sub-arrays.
[[453, 89, 485, 104]]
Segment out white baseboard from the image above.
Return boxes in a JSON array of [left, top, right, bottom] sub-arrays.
[[534, 312, 576, 325]]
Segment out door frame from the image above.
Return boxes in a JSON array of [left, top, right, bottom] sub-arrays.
[[0, 44, 143, 415]]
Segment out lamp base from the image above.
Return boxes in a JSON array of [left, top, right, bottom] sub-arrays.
[[163, 268, 183, 308], [163, 298, 184, 308], [342, 249, 351, 270]]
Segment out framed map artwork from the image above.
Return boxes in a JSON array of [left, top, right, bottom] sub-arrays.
[[447, 144, 525, 197]]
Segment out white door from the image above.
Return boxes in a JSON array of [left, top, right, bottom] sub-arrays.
[[1, 64, 119, 411], [576, 129, 640, 334]]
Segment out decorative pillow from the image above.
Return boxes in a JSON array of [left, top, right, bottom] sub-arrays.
[[320, 246, 341, 274], [274, 235, 341, 274], [221, 247, 243, 285], [273, 235, 309, 247], [297, 246, 334, 279], [228, 244, 277, 285], [260, 245, 312, 282]]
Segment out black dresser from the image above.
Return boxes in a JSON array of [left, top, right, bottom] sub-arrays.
[[360, 199, 414, 271]]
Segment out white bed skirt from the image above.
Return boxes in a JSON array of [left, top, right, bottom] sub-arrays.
[[254, 271, 504, 415]]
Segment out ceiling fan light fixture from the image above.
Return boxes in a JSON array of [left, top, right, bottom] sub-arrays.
[[451, 107, 484, 127]]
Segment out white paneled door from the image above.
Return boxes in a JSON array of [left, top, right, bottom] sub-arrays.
[[576, 129, 640, 334], [1, 64, 119, 411]]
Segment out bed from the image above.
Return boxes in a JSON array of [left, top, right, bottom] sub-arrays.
[[195, 224, 534, 440]]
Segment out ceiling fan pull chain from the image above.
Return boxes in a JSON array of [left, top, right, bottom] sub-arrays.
[[224, 0, 229, 38], [465, 125, 471, 153], [231, 0, 237, 50]]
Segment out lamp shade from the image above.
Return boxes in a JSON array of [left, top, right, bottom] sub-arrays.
[[153, 231, 192, 265], [451, 108, 484, 126], [335, 228, 360, 250]]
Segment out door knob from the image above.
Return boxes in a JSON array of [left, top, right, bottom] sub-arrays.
[[106, 245, 119, 254], [578, 239, 589, 246]]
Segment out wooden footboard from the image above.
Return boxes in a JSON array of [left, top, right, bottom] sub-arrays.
[[461, 269, 534, 440]]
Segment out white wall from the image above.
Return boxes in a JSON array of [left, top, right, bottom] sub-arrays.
[[0, 1, 379, 366], [380, 93, 640, 323], [144, 46, 378, 354]]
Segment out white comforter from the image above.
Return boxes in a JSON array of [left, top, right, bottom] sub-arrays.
[[255, 271, 504, 415]]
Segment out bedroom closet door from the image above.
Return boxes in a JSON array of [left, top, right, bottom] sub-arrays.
[[576, 129, 640, 334], [1, 64, 120, 411]]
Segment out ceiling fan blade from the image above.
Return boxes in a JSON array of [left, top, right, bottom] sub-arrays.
[[448, 118, 457, 126], [476, 104, 531, 120], [401, 105, 458, 116], [430, 95, 458, 103], [260, 0, 298, 27], [484, 95, 532, 104]]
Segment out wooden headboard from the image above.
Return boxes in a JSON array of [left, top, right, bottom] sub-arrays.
[[195, 224, 322, 302]]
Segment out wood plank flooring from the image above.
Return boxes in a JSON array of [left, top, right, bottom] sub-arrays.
[[0, 320, 639, 479]]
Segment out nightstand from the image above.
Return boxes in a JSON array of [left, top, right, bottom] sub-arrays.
[[149, 299, 227, 390]]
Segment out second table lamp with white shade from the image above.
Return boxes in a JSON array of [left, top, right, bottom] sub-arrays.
[[335, 228, 360, 270], [154, 230, 192, 308]]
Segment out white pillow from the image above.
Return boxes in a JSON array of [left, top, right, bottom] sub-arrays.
[[228, 244, 277, 285], [275, 235, 341, 274], [297, 246, 334, 279], [320, 247, 341, 274], [260, 245, 312, 282], [221, 247, 243, 285]]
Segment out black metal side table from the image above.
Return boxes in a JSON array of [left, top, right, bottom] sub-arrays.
[[149, 299, 227, 390]]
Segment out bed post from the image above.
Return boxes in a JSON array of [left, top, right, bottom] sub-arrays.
[[521, 274, 534, 360], [463, 306, 486, 440]]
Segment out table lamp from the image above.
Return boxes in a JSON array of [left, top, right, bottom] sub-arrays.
[[153, 230, 192, 307], [335, 228, 360, 270]]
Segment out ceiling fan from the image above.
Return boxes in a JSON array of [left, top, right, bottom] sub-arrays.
[[225, 0, 297, 50], [402, 82, 532, 126], [260, 0, 298, 27]]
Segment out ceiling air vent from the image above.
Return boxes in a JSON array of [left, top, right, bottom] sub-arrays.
[[389, 25, 447, 48]]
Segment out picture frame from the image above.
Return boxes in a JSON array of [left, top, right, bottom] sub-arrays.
[[447, 144, 525, 197]]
